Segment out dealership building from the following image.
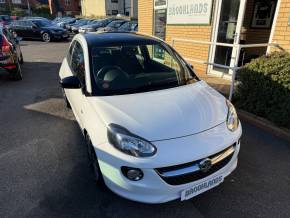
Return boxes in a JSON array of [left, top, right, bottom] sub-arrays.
[[138, 0, 290, 77]]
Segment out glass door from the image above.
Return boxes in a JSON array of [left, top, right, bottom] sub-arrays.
[[209, 0, 246, 75]]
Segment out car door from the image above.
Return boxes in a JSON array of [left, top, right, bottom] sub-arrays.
[[25, 21, 37, 38], [30, 20, 42, 39], [11, 21, 24, 36], [65, 41, 87, 128], [17, 21, 31, 38]]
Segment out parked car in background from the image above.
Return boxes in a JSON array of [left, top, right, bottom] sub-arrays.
[[0, 26, 23, 80], [56, 18, 77, 28], [21, 16, 50, 21], [53, 17, 72, 23], [67, 19, 93, 33], [59, 32, 242, 203], [117, 20, 138, 32], [97, 20, 129, 33], [8, 19, 69, 42], [79, 18, 116, 33], [0, 15, 12, 26]]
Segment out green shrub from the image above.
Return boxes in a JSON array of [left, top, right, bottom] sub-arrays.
[[10, 8, 27, 17], [32, 4, 52, 18], [235, 52, 290, 128]]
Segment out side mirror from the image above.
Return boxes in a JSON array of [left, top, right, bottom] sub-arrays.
[[32, 24, 38, 29], [60, 76, 82, 89]]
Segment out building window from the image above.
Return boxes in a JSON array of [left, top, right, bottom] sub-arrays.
[[111, 0, 118, 3], [112, 10, 118, 15], [64, 0, 71, 6], [0, 0, 6, 3], [12, 0, 21, 4]]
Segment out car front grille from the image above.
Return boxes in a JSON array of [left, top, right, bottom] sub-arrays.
[[155, 144, 236, 186]]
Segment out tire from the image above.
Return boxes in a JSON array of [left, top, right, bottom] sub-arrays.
[[10, 63, 22, 81], [85, 134, 105, 186], [62, 89, 71, 109], [19, 52, 24, 64], [42, 32, 51, 42]]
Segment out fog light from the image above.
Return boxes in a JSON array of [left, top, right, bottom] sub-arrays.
[[121, 167, 143, 181]]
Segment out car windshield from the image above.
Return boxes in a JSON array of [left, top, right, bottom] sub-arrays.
[[107, 20, 125, 28], [33, 20, 51, 27], [76, 19, 88, 24], [90, 41, 198, 96], [119, 22, 137, 31]]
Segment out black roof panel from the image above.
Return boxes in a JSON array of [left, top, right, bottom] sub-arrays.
[[84, 32, 161, 47]]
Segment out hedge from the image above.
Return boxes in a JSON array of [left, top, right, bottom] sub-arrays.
[[235, 52, 290, 128]]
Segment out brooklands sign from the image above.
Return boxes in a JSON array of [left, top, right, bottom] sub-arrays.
[[167, 0, 213, 25]]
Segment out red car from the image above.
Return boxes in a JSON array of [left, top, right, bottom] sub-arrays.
[[0, 26, 23, 80]]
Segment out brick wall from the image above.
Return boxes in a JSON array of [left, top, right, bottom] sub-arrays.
[[59, 0, 81, 15], [138, 0, 212, 74], [166, 25, 212, 74], [138, 0, 153, 35], [82, 0, 106, 17], [272, 0, 290, 51]]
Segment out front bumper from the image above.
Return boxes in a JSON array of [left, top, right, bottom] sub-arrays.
[[95, 122, 242, 203], [52, 32, 69, 39]]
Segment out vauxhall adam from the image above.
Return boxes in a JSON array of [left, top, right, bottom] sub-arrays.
[[59, 32, 242, 203]]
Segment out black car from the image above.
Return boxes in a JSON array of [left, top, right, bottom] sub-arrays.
[[57, 18, 77, 28], [97, 20, 129, 33], [67, 19, 93, 33], [8, 19, 69, 42], [117, 21, 138, 32], [79, 18, 116, 33], [0, 26, 23, 80], [0, 15, 12, 26]]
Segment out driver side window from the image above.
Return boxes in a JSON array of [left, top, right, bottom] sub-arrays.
[[70, 41, 85, 86]]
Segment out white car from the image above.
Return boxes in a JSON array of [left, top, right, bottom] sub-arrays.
[[59, 32, 242, 204]]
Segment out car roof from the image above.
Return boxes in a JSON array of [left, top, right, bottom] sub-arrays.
[[84, 32, 161, 47], [111, 19, 127, 23], [18, 18, 47, 22]]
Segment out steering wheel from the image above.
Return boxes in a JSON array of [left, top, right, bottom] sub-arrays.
[[96, 65, 128, 81]]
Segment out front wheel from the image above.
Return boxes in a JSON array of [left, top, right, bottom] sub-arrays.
[[19, 52, 24, 64], [42, 32, 51, 42], [85, 134, 105, 186]]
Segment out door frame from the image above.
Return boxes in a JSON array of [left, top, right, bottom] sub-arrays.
[[208, 0, 247, 77]]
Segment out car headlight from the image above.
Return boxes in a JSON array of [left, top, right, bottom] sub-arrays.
[[226, 100, 239, 132], [107, 124, 157, 157]]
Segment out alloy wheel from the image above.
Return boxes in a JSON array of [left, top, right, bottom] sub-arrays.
[[42, 33, 51, 42]]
